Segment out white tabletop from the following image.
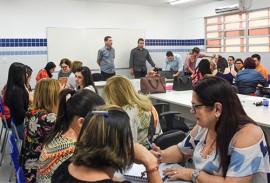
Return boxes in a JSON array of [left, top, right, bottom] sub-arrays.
[[150, 90, 270, 128]]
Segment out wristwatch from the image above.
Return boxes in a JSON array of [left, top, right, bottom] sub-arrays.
[[192, 170, 200, 182]]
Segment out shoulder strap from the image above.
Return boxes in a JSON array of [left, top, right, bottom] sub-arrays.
[[147, 107, 158, 143]]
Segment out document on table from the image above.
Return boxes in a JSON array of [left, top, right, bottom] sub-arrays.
[[124, 163, 173, 182]]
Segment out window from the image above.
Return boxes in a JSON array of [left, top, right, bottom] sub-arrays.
[[205, 8, 270, 53]]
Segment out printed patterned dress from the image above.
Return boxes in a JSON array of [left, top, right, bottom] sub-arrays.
[[123, 104, 162, 147], [36, 133, 76, 183], [21, 109, 57, 183], [179, 126, 270, 182]]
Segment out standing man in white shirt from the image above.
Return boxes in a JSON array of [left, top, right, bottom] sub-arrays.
[[162, 51, 183, 77], [97, 36, 115, 80]]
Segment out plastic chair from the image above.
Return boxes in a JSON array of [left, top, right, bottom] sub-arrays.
[[17, 167, 26, 183], [92, 73, 105, 81], [8, 133, 20, 181], [0, 96, 12, 166], [160, 111, 189, 133], [153, 103, 189, 133], [154, 130, 186, 166]]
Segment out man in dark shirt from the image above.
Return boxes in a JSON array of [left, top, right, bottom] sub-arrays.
[[129, 38, 158, 78]]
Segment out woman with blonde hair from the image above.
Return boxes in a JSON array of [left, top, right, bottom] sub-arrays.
[[104, 75, 162, 147], [21, 78, 60, 182]]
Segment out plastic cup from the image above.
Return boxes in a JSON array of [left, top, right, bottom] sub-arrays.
[[263, 99, 269, 107]]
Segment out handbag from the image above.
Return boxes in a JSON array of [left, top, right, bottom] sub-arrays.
[[140, 76, 166, 94], [173, 75, 193, 91], [259, 87, 270, 95]]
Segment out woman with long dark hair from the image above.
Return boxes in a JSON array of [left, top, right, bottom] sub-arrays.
[[52, 105, 162, 183], [75, 66, 97, 93], [151, 77, 270, 182], [36, 62, 56, 82], [191, 59, 213, 85], [5, 62, 29, 139], [214, 57, 236, 84], [37, 89, 105, 182]]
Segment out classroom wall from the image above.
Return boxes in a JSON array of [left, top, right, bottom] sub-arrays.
[[0, 0, 269, 89]]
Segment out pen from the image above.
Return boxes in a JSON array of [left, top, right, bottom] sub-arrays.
[[146, 139, 152, 149]]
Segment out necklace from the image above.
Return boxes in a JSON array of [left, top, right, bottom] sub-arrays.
[[69, 126, 79, 136], [200, 131, 216, 159]]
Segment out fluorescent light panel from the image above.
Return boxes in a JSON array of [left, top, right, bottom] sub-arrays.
[[170, 0, 193, 5]]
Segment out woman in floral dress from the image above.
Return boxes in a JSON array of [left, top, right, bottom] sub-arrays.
[[21, 78, 60, 183]]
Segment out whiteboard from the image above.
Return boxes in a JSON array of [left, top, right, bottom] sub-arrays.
[[47, 28, 145, 70]]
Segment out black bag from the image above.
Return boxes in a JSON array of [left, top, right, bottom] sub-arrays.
[[173, 76, 193, 91], [260, 87, 270, 95]]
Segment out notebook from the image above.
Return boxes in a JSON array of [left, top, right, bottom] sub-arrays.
[[124, 163, 173, 182], [158, 71, 174, 79]]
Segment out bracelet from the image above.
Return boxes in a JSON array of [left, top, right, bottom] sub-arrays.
[[141, 165, 159, 178]]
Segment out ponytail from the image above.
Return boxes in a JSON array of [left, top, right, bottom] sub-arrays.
[[43, 89, 76, 145]]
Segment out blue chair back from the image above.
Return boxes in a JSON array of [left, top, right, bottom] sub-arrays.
[[8, 134, 20, 172], [0, 95, 6, 119], [0, 95, 9, 129], [268, 74, 270, 84], [17, 167, 26, 183]]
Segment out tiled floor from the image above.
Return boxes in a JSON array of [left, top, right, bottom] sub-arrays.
[[0, 125, 16, 183]]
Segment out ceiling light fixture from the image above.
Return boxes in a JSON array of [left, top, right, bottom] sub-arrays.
[[170, 0, 193, 5]]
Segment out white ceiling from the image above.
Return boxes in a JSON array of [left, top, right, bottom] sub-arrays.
[[77, 0, 225, 8]]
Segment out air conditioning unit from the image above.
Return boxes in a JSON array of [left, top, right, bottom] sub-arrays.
[[215, 0, 246, 14]]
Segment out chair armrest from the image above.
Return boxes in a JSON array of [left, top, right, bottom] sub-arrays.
[[160, 111, 181, 117]]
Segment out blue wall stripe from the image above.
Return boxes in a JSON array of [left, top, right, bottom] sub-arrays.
[[0, 38, 204, 47], [0, 38, 204, 55], [148, 48, 205, 53], [0, 38, 47, 47], [0, 50, 47, 56], [145, 39, 204, 46]]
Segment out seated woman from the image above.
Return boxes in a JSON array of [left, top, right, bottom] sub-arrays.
[[58, 58, 72, 79], [37, 89, 105, 182], [151, 77, 270, 183], [104, 75, 162, 146], [234, 58, 244, 73], [21, 78, 60, 182], [67, 61, 83, 89], [52, 105, 162, 183], [213, 58, 236, 85], [75, 66, 97, 93], [235, 57, 268, 95], [36, 62, 56, 82], [191, 59, 212, 85]]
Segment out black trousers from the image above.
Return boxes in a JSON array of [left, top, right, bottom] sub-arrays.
[[134, 70, 147, 79], [101, 71, 115, 80]]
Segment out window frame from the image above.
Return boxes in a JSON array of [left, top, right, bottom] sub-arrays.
[[205, 8, 270, 53]]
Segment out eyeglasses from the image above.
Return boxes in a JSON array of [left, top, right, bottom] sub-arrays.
[[191, 104, 204, 113], [61, 66, 68, 69], [235, 62, 242, 65]]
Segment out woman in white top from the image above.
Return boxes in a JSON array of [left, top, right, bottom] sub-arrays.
[[151, 77, 270, 183], [104, 75, 162, 147], [75, 66, 97, 93], [67, 61, 83, 89]]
